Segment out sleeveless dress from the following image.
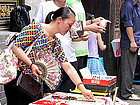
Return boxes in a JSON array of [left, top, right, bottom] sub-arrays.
[[87, 33, 107, 75]]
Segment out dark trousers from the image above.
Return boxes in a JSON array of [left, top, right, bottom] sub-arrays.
[[58, 61, 82, 92], [118, 49, 137, 99], [77, 55, 88, 70]]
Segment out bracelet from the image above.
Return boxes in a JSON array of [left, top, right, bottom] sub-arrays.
[[30, 63, 33, 68], [77, 82, 84, 89], [91, 19, 93, 24]]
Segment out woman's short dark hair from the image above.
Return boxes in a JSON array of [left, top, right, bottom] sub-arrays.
[[45, 7, 75, 24]]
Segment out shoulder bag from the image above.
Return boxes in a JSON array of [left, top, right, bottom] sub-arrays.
[[0, 33, 19, 85]]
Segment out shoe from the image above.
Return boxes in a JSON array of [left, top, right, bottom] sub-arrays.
[[128, 94, 140, 101]]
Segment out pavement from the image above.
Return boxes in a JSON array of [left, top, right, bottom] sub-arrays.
[[119, 83, 140, 105], [0, 85, 7, 105]]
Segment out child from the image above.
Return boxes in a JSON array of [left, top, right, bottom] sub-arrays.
[[86, 13, 107, 75]]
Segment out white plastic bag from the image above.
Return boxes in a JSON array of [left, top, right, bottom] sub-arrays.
[[111, 38, 121, 57]]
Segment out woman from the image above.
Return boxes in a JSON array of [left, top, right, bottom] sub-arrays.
[[4, 7, 94, 105]]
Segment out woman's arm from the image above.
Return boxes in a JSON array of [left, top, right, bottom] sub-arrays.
[[11, 44, 42, 77], [12, 44, 32, 66], [96, 33, 106, 51], [61, 62, 94, 101]]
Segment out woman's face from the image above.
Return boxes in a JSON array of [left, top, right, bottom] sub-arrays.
[[58, 0, 66, 3], [56, 0, 66, 7], [58, 16, 75, 35]]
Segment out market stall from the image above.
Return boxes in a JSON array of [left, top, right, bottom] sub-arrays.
[[29, 92, 130, 105], [29, 92, 113, 105], [29, 66, 130, 105], [29, 75, 129, 105]]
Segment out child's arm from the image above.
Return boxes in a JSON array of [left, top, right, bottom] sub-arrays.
[[96, 33, 107, 51]]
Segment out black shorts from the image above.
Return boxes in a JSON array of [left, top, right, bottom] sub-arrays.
[[59, 61, 83, 92]]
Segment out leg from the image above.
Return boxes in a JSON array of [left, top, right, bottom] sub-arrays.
[[119, 49, 137, 99]]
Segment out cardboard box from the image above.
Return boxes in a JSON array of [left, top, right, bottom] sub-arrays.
[[83, 75, 117, 93], [83, 75, 117, 86]]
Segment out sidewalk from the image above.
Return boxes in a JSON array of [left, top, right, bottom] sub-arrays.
[[0, 85, 7, 105], [121, 84, 140, 105]]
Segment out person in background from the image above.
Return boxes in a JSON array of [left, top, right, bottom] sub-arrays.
[[66, 0, 89, 71], [66, 0, 105, 74], [85, 13, 107, 75], [87, 32, 107, 75], [4, 7, 94, 105], [118, 0, 140, 100], [33, 0, 106, 33]]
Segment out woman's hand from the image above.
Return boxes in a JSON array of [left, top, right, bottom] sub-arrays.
[[102, 45, 107, 50], [78, 84, 94, 101], [81, 88, 94, 101], [31, 64, 42, 77]]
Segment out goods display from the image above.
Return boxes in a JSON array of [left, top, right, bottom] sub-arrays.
[[29, 92, 113, 105], [83, 75, 117, 93], [114, 97, 129, 105]]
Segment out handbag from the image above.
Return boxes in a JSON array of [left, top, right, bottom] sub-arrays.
[[10, 5, 31, 32], [16, 71, 42, 100], [0, 33, 19, 85], [32, 41, 62, 91]]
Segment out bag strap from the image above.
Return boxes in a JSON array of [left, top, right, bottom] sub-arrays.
[[19, 28, 42, 66], [24, 36, 40, 55]]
